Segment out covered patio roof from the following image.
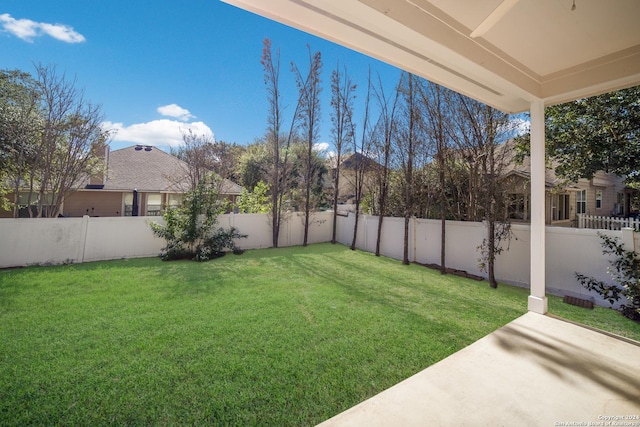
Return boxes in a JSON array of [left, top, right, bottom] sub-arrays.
[[220, 0, 640, 113]]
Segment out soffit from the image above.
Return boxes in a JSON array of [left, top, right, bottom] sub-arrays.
[[221, 0, 640, 113]]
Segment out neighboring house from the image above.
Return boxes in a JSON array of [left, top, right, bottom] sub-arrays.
[[1, 145, 243, 218], [327, 152, 381, 208], [501, 141, 634, 227]]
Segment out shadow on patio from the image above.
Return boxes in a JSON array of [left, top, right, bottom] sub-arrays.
[[317, 312, 640, 426]]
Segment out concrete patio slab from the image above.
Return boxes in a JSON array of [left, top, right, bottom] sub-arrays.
[[318, 312, 640, 427]]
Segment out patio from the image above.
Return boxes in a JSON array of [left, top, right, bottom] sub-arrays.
[[318, 312, 640, 426]]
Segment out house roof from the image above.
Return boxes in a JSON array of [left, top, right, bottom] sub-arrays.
[[498, 140, 561, 188], [328, 152, 382, 170], [102, 145, 243, 195], [498, 140, 624, 190], [222, 0, 640, 113]]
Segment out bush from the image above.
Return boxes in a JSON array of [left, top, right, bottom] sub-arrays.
[[195, 227, 248, 262], [575, 232, 640, 322], [150, 174, 247, 261]]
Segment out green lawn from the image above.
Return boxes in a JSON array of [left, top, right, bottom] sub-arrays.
[[0, 243, 637, 426]]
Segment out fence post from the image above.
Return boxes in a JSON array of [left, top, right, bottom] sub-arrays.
[[79, 215, 90, 263], [622, 228, 637, 254]]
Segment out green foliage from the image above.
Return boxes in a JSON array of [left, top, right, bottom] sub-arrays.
[[150, 173, 246, 261], [576, 233, 640, 322], [1, 65, 110, 217], [516, 86, 640, 184], [195, 227, 248, 261], [236, 180, 272, 213]]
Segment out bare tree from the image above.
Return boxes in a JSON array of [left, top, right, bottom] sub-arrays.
[[171, 129, 216, 191], [329, 63, 356, 244], [22, 64, 110, 218], [292, 46, 322, 246], [453, 94, 514, 288], [395, 72, 425, 265], [349, 70, 373, 251], [420, 80, 454, 274], [371, 74, 400, 257], [261, 39, 286, 248]]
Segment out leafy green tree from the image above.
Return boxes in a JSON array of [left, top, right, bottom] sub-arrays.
[[0, 69, 42, 212], [150, 173, 246, 261], [237, 180, 272, 213], [576, 233, 639, 322], [517, 86, 640, 184], [1, 65, 110, 218]]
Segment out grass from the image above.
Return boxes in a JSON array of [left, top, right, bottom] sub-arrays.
[[0, 243, 637, 425]]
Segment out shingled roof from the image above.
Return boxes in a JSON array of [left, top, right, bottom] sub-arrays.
[[103, 145, 242, 195]]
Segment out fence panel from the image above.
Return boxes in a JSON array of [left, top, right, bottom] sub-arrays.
[[578, 214, 640, 230], [2, 212, 637, 309]]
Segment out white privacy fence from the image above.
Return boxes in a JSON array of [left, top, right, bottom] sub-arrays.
[[0, 212, 333, 268], [334, 214, 638, 308], [578, 214, 640, 230], [1, 212, 638, 308]]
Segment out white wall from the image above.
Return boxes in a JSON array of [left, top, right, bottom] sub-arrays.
[[1, 211, 636, 308]]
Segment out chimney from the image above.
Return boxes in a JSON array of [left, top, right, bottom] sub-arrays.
[[88, 144, 109, 187]]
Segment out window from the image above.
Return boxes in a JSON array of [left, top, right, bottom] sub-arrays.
[[552, 194, 570, 221], [595, 190, 603, 209], [146, 193, 162, 216], [124, 193, 134, 216], [576, 190, 587, 215], [17, 191, 54, 217], [166, 193, 183, 209], [616, 192, 625, 216], [508, 193, 528, 220]]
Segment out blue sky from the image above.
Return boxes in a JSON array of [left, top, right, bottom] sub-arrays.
[[1, 0, 402, 152]]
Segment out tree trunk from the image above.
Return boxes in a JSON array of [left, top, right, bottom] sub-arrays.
[[350, 208, 359, 250], [488, 219, 497, 288], [271, 158, 279, 248], [375, 180, 387, 257], [331, 167, 339, 244], [303, 137, 313, 246], [403, 215, 410, 265], [438, 153, 447, 274]]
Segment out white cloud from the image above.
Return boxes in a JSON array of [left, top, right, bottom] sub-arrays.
[[313, 142, 330, 152], [0, 13, 85, 43], [103, 119, 214, 147], [157, 104, 195, 122]]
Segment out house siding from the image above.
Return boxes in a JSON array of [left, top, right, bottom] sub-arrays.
[[63, 191, 124, 217]]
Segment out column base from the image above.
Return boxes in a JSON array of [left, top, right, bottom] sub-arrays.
[[528, 295, 548, 314]]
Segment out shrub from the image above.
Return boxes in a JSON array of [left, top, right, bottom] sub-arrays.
[[195, 227, 248, 262], [150, 174, 247, 261], [575, 232, 640, 322]]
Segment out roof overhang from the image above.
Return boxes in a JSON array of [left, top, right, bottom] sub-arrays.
[[221, 0, 640, 113]]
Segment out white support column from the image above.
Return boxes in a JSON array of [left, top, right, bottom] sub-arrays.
[[528, 99, 548, 314]]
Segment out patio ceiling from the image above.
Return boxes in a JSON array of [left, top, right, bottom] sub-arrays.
[[221, 0, 640, 113]]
